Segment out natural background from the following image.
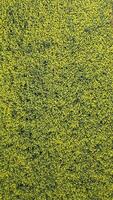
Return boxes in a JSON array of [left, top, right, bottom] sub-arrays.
[[1, 0, 113, 199]]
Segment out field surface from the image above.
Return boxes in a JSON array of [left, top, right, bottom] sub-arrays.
[[1, 0, 113, 199]]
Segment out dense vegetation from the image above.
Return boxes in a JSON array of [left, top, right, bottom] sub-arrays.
[[1, 0, 113, 199]]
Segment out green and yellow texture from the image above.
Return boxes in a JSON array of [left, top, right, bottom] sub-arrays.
[[0, 0, 113, 199]]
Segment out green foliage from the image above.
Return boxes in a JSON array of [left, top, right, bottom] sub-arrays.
[[0, 0, 113, 199]]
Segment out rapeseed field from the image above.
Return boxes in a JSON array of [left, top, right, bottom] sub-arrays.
[[1, 0, 113, 199]]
